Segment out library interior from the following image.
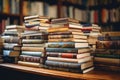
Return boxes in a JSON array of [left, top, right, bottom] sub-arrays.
[[0, 0, 120, 80]]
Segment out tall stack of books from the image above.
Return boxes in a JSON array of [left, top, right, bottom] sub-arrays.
[[45, 18, 94, 73], [93, 32, 120, 72], [18, 15, 50, 67], [0, 37, 4, 63], [2, 25, 24, 63]]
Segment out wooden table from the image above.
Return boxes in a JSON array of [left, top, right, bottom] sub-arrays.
[[0, 63, 119, 80]]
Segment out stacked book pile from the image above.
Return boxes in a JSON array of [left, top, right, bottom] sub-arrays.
[[45, 18, 94, 73], [2, 25, 24, 63], [0, 37, 4, 63], [81, 24, 101, 50], [93, 32, 120, 72], [18, 15, 50, 67]]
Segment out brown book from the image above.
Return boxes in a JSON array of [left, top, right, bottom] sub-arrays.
[[21, 47, 45, 52]]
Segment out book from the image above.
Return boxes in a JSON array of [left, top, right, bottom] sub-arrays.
[[46, 52, 91, 59], [22, 39, 46, 44], [96, 41, 120, 49], [93, 53, 120, 59], [46, 48, 91, 53], [45, 60, 93, 70], [94, 57, 120, 66], [19, 55, 40, 63], [48, 38, 88, 42], [21, 51, 44, 57], [47, 56, 92, 63], [48, 34, 87, 39], [3, 50, 20, 57], [45, 65, 94, 73], [22, 43, 45, 47], [46, 42, 89, 48], [21, 47, 45, 52], [18, 61, 40, 67]]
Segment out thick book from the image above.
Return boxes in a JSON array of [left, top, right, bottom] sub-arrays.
[[22, 43, 45, 47], [48, 38, 88, 42], [21, 47, 45, 52], [19, 55, 40, 63], [48, 34, 87, 39], [94, 57, 120, 66], [96, 41, 120, 49], [48, 31, 84, 35], [3, 50, 20, 57], [46, 52, 91, 59], [94, 53, 120, 59], [45, 65, 94, 73], [46, 48, 91, 53], [21, 51, 44, 57], [3, 36, 20, 43], [93, 49, 120, 54], [18, 61, 40, 67], [22, 39, 46, 44], [3, 43, 19, 50], [45, 60, 93, 70], [46, 42, 89, 48], [47, 56, 92, 63]]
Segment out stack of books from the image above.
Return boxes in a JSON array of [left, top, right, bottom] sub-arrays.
[[93, 32, 120, 72], [18, 15, 50, 67], [45, 18, 94, 73], [81, 24, 101, 50], [2, 25, 24, 63], [0, 37, 4, 63]]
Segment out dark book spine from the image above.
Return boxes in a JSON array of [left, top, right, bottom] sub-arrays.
[[94, 54, 120, 59], [98, 36, 120, 41], [48, 31, 72, 35], [46, 48, 78, 53], [46, 52, 77, 58], [4, 37, 20, 43], [19, 55, 40, 63], [45, 60, 81, 69]]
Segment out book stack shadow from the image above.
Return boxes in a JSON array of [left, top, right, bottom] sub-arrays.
[[2, 25, 24, 63], [92, 32, 120, 72], [18, 15, 50, 67], [45, 18, 94, 73]]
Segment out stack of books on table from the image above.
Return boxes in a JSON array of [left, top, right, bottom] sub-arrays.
[[45, 18, 94, 73], [0, 37, 4, 63], [18, 15, 50, 67], [2, 25, 24, 63], [93, 32, 120, 72], [81, 24, 102, 51]]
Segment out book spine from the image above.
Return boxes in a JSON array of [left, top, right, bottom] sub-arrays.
[[96, 41, 120, 49], [46, 52, 77, 58], [47, 27, 69, 32], [19, 55, 40, 63], [4, 37, 20, 43], [45, 60, 81, 69], [48, 38, 74, 42], [22, 39, 45, 44], [48, 35, 72, 39], [21, 51, 44, 57], [21, 47, 45, 52], [46, 42, 76, 48], [18, 61, 40, 67], [94, 54, 120, 59], [46, 48, 78, 53]]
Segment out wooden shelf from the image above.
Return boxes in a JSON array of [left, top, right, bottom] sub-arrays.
[[0, 63, 119, 80]]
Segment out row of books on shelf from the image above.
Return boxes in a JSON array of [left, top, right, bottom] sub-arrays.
[[0, 16, 119, 73], [0, 0, 20, 14]]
